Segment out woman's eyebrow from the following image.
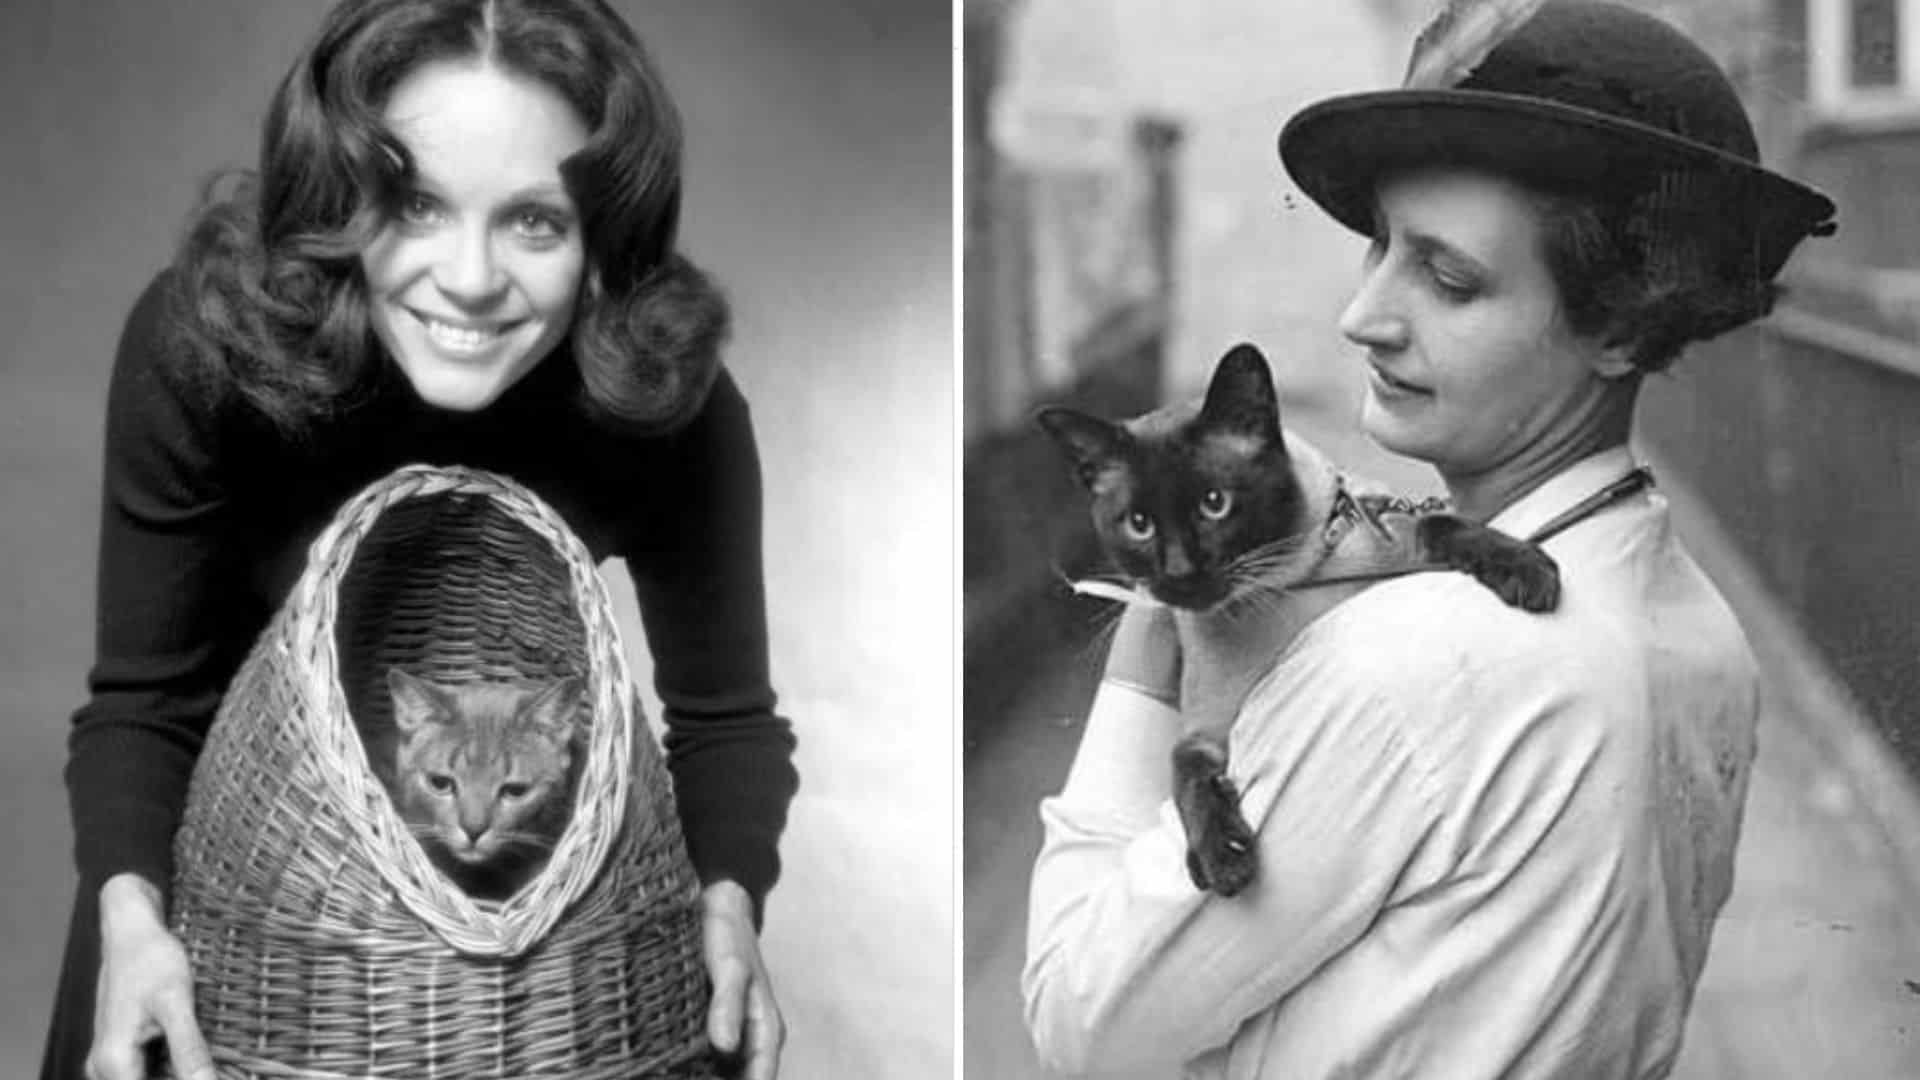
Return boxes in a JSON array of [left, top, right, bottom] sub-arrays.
[[1402, 227, 1488, 274], [505, 182, 571, 203], [399, 171, 570, 205]]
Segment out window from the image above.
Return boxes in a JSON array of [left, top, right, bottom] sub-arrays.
[[1809, 0, 1920, 113]]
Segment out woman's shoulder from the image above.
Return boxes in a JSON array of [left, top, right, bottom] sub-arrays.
[[1297, 569, 1604, 690], [109, 269, 221, 416]]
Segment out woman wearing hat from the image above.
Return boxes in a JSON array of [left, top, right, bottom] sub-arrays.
[[1023, 2, 1835, 1076]]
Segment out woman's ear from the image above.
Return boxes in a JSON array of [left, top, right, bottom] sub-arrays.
[[1589, 338, 1640, 381]]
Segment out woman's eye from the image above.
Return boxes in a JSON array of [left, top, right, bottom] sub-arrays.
[[397, 192, 441, 227], [426, 774, 455, 794], [1199, 488, 1234, 520], [1425, 261, 1480, 302], [510, 207, 569, 241], [1123, 511, 1155, 541]]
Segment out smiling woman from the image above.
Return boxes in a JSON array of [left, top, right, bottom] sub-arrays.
[[44, 1, 795, 1078], [360, 61, 590, 412]]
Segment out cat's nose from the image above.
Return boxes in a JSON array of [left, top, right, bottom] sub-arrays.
[[461, 824, 486, 845], [1162, 543, 1194, 578]]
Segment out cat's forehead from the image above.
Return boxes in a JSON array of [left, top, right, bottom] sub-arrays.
[[1122, 397, 1202, 442]]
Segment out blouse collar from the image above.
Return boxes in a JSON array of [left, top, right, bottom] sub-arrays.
[[1487, 444, 1640, 541]]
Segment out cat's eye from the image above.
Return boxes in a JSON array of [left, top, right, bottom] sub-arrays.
[[499, 782, 531, 800], [426, 774, 455, 795], [1199, 488, 1234, 520], [1122, 510, 1155, 541]]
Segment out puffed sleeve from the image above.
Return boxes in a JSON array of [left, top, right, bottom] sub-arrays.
[[622, 368, 798, 923], [64, 271, 256, 897]]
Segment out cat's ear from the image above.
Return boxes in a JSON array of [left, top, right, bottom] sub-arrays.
[[388, 668, 449, 734], [1035, 406, 1127, 490], [1199, 343, 1282, 442], [525, 675, 587, 741]]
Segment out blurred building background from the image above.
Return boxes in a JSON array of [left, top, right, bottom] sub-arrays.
[[0, 1, 950, 1076], [964, 1, 1920, 1077]]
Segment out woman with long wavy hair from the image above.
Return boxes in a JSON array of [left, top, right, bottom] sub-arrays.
[[44, 2, 794, 1077]]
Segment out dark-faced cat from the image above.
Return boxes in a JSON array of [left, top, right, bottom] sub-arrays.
[[382, 668, 587, 903], [1038, 342, 1559, 897]]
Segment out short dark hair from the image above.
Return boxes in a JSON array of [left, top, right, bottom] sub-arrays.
[[1533, 175, 1780, 374], [170, 0, 727, 436]]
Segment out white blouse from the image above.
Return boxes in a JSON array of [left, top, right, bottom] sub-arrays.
[[1023, 446, 1762, 1079]]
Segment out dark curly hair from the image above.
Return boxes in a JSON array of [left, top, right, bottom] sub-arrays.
[[1533, 172, 1781, 375], [169, 0, 729, 436]]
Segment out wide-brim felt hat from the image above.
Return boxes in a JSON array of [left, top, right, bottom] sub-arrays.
[[1279, 0, 1836, 281]]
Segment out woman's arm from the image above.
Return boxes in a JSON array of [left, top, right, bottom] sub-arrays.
[[621, 368, 796, 1079], [65, 271, 244, 1080], [623, 367, 799, 921], [1022, 608, 1444, 1075], [66, 271, 247, 898]]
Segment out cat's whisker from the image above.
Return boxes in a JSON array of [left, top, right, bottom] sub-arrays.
[[1050, 560, 1131, 597]]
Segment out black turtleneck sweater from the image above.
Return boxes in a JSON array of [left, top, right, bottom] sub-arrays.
[[64, 271, 798, 914]]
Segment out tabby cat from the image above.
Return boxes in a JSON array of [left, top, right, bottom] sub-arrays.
[[1038, 342, 1559, 896], [382, 668, 587, 902]]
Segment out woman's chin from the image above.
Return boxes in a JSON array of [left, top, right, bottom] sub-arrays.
[[403, 369, 513, 413], [1359, 398, 1440, 464]]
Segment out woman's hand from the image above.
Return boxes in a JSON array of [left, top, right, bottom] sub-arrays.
[[87, 874, 215, 1080], [702, 879, 785, 1080], [1102, 598, 1182, 706]]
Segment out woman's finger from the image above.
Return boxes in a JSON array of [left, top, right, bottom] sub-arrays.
[[744, 977, 786, 1080], [83, 1039, 142, 1080], [154, 989, 217, 1080], [706, 952, 749, 1054]]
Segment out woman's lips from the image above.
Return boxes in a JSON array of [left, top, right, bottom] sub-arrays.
[[1368, 362, 1431, 398], [408, 309, 524, 355]]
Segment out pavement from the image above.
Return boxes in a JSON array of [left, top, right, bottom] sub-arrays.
[[961, 454, 1920, 1079]]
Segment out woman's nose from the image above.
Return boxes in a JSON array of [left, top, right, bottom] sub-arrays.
[[1338, 265, 1409, 353], [432, 225, 507, 307]]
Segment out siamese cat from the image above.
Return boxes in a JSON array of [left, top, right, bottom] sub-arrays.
[[1038, 343, 1559, 896]]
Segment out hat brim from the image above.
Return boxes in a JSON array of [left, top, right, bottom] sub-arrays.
[[1279, 89, 1835, 279]]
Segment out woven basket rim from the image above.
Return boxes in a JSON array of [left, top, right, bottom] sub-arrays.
[[284, 463, 638, 958]]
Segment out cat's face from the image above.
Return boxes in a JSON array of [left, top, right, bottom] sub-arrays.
[[386, 670, 584, 873], [1039, 344, 1310, 611]]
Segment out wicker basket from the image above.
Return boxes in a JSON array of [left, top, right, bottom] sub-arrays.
[[170, 464, 714, 1078]]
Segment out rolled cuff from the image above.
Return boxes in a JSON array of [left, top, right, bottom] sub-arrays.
[[64, 723, 197, 899], [664, 716, 799, 928]]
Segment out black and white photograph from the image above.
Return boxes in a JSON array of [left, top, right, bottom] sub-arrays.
[[2, 1, 950, 1077], [965, 0, 1920, 1077], [11, 0, 1920, 1077]]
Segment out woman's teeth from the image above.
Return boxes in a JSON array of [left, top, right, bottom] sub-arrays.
[[419, 314, 507, 352]]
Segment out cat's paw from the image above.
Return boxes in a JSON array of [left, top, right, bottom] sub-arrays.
[[1417, 514, 1561, 613], [1187, 775, 1258, 897], [1177, 770, 1258, 897]]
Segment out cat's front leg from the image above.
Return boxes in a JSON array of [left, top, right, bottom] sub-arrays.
[[1172, 730, 1257, 897], [1416, 514, 1561, 612]]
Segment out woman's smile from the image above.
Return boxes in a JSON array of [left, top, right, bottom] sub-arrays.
[[1366, 361, 1432, 401], [405, 308, 530, 359]]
